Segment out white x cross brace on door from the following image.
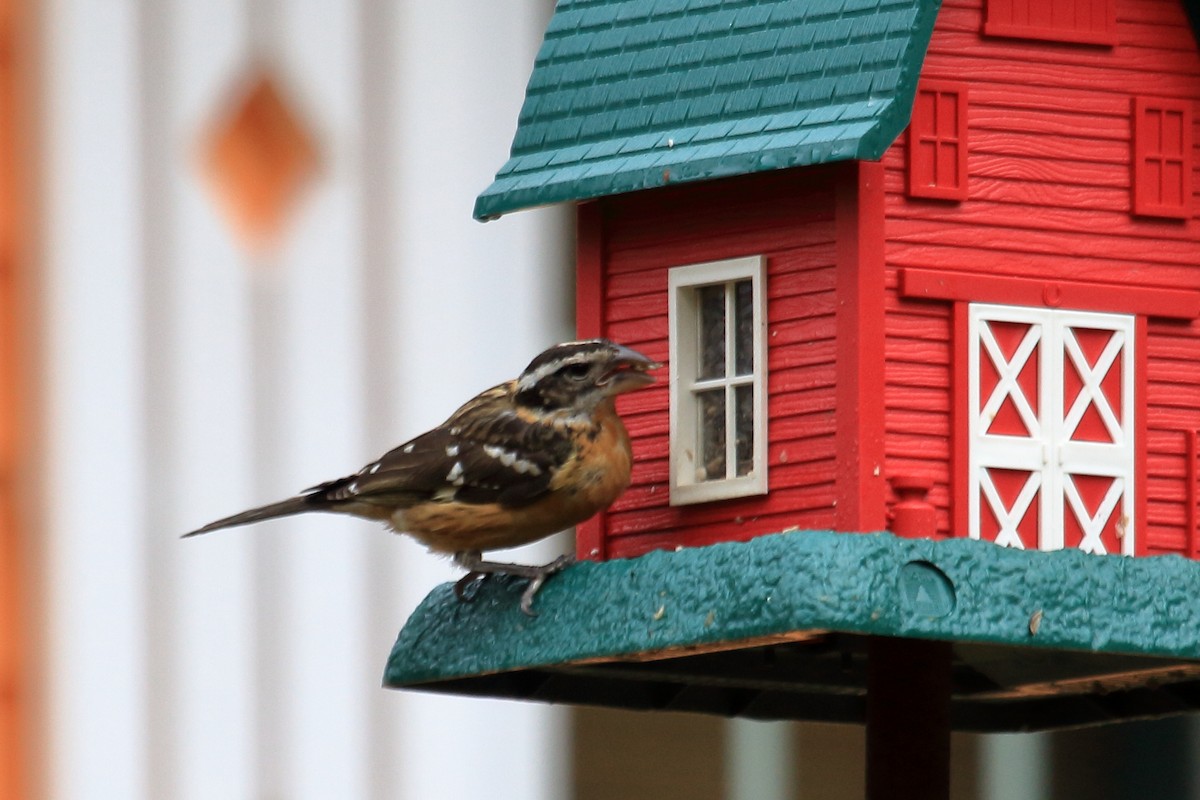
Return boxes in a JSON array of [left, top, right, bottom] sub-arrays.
[[968, 303, 1136, 555]]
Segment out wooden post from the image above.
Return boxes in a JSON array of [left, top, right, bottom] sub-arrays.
[[867, 474, 952, 800], [866, 637, 953, 800]]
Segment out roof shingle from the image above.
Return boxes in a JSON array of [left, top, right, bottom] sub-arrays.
[[475, 0, 940, 219]]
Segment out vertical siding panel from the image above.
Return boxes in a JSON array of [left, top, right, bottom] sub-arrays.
[[41, 2, 570, 799], [387, 3, 572, 800], [143, 0, 259, 798], [267, 1, 371, 797], [0, 0, 28, 795], [40, 0, 150, 796], [835, 161, 888, 532], [1135, 314, 1150, 556], [1187, 430, 1198, 557], [0, 1, 27, 796], [576, 201, 607, 560]]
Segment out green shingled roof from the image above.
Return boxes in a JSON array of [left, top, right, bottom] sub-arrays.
[[474, 0, 941, 220]]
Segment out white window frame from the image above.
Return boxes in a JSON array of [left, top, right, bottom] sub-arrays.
[[967, 303, 1136, 555], [668, 256, 768, 505]]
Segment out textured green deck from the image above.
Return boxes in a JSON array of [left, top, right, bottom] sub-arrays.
[[474, 0, 940, 219], [386, 530, 1200, 731]]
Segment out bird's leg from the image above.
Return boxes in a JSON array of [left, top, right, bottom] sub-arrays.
[[452, 551, 575, 616]]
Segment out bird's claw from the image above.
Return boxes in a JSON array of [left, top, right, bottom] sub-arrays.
[[518, 554, 575, 617], [453, 571, 487, 602]]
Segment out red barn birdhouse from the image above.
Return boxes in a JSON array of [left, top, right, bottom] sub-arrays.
[[476, 0, 1200, 566], [388, 0, 1200, 743]]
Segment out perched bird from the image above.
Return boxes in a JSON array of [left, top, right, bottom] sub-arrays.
[[185, 339, 659, 614]]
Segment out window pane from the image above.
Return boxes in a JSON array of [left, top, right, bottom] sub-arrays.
[[698, 284, 726, 379], [1164, 110, 1185, 157], [936, 92, 958, 137], [734, 279, 754, 376], [735, 385, 754, 477], [697, 389, 726, 481]]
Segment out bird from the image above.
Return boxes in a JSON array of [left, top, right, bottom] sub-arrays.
[[184, 338, 660, 614]]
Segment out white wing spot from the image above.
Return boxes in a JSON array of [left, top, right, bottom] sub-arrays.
[[513, 458, 542, 476], [446, 444, 460, 457], [402, 443, 415, 454], [368, 462, 381, 474], [446, 461, 465, 486], [483, 444, 541, 476], [483, 444, 517, 467]]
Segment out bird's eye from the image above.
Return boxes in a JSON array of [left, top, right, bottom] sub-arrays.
[[561, 363, 590, 381]]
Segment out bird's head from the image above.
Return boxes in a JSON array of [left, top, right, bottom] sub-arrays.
[[515, 339, 660, 412]]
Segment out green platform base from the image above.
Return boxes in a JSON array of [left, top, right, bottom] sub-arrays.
[[385, 530, 1200, 732]]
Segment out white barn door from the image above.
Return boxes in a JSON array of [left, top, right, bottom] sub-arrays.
[[968, 303, 1136, 556]]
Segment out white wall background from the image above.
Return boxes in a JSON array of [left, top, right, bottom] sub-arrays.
[[36, 1, 573, 798]]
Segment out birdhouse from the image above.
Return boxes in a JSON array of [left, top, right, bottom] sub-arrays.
[[475, 0, 1200, 566], [388, 0, 1200, 744]]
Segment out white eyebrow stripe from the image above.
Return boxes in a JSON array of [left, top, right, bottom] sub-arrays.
[[516, 352, 594, 392]]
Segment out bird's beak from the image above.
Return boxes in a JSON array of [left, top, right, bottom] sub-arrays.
[[601, 344, 661, 395]]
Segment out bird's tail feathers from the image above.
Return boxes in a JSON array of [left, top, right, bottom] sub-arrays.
[[182, 496, 315, 538]]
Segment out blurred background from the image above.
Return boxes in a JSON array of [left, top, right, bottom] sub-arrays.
[[2, 0, 1200, 798]]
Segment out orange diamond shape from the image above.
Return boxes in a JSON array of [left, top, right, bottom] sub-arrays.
[[201, 72, 318, 248]]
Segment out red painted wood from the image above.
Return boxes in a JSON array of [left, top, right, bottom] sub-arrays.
[[1132, 96, 1193, 219], [576, 200, 607, 561], [908, 81, 970, 201], [900, 267, 1200, 319], [880, 0, 1200, 559], [1187, 430, 1198, 557], [1135, 314, 1149, 556], [578, 0, 1200, 563], [888, 211, 1200, 266], [951, 302, 971, 542], [983, 0, 1116, 46], [592, 169, 842, 560], [836, 160, 888, 532]]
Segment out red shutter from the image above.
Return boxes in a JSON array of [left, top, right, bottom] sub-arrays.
[[985, 0, 1116, 45], [1133, 97, 1193, 220], [907, 81, 968, 202]]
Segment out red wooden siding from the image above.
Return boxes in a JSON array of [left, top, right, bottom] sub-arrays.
[[582, 169, 842, 559], [884, 289, 956, 535], [883, 0, 1200, 556]]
